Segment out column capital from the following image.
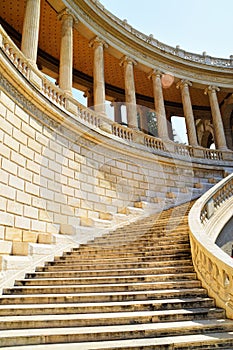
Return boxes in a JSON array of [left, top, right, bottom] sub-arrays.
[[204, 85, 220, 95], [58, 8, 77, 23], [119, 55, 137, 68], [148, 69, 163, 80], [89, 36, 108, 50], [176, 79, 192, 90]]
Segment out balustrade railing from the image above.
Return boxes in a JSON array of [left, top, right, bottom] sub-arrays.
[[41, 79, 66, 108], [144, 134, 165, 151], [189, 173, 233, 318], [1, 25, 232, 164], [203, 148, 223, 160], [112, 123, 133, 141], [80, 109, 100, 128]]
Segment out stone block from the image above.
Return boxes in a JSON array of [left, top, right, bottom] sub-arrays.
[[12, 242, 29, 256], [22, 231, 38, 243], [208, 178, 217, 184], [60, 224, 75, 235], [99, 212, 113, 221], [194, 182, 203, 189], [37, 233, 54, 244], [80, 217, 93, 227], [166, 192, 177, 199], [0, 240, 12, 255], [5, 227, 23, 242], [0, 91, 15, 112]]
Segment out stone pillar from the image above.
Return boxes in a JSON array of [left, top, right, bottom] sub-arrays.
[[58, 9, 74, 95], [111, 100, 122, 124], [21, 0, 41, 64], [120, 56, 138, 129], [176, 80, 198, 146], [84, 89, 94, 108], [167, 114, 174, 140], [89, 37, 108, 113], [204, 86, 228, 150], [138, 107, 148, 133], [148, 70, 169, 140]]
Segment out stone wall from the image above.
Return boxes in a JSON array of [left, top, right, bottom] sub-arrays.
[[0, 80, 230, 258]]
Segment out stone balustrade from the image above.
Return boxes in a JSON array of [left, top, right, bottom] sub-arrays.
[[1, 25, 233, 163], [144, 134, 165, 151], [112, 123, 133, 141], [189, 173, 233, 318]]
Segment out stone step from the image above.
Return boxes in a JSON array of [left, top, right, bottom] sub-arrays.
[[15, 272, 197, 286], [80, 237, 190, 248], [101, 224, 189, 234], [0, 297, 215, 316], [0, 319, 232, 347], [0, 307, 225, 330], [3, 280, 202, 295], [90, 231, 189, 243], [47, 251, 192, 263], [70, 243, 191, 254], [82, 236, 190, 247], [0, 287, 208, 304], [27, 265, 195, 279], [51, 249, 191, 262], [37, 258, 193, 272]]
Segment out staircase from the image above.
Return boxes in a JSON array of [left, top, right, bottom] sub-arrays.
[[0, 203, 233, 349]]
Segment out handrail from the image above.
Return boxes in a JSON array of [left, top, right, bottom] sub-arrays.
[[188, 173, 233, 318]]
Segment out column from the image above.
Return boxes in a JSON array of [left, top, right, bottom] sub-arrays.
[[176, 80, 198, 146], [111, 100, 122, 124], [89, 37, 108, 113], [204, 86, 228, 150], [138, 107, 148, 133], [167, 113, 174, 140], [120, 56, 138, 129], [84, 89, 94, 108], [58, 9, 74, 95], [21, 0, 41, 64], [148, 70, 169, 140]]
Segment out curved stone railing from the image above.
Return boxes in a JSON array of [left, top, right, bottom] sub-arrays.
[[189, 173, 233, 318], [1, 24, 233, 163], [93, 0, 233, 69]]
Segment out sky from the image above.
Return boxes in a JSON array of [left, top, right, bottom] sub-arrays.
[[99, 0, 232, 59]]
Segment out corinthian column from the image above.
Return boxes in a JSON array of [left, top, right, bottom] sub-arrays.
[[204, 86, 228, 150], [148, 70, 169, 140], [176, 80, 198, 146], [120, 56, 138, 129], [58, 9, 74, 95], [21, 0, 41, 64], [89, 37, 108, 113]]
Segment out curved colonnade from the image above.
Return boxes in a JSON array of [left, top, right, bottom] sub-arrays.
[[0, 0, 233, 280]]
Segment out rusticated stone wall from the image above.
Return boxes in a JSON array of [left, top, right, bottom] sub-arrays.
[[0, 77, 230, 256]]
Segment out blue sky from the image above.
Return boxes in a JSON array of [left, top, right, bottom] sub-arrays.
[[99, 0, 232, 59]]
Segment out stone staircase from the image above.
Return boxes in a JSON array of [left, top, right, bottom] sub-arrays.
[[0, 203, 233, 349]]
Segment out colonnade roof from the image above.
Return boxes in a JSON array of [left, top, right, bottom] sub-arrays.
[[0, 0, 233, 113]]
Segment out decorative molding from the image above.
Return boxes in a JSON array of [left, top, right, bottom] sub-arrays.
[[119, 55, 137, 67], [176, 79, 192, 90], [204, 85, 220, 95], [89, 36, 108, 49]]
